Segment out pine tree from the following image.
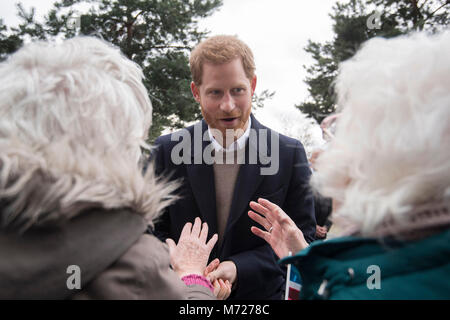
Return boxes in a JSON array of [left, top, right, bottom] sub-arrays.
[[297, 0, 449, 123], [7, 0, 222, 141], [0, 19, 22, 62]]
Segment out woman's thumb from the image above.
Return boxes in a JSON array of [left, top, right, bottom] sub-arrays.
[[165, 238, 176, 254]]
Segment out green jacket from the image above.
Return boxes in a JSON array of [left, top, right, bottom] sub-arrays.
[[280, 228, 450, 300]]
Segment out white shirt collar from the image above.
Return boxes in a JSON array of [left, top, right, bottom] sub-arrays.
[[207, 116, 252, 152]]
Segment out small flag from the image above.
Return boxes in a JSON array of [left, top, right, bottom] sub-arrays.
[[285, 252, 302, 300]]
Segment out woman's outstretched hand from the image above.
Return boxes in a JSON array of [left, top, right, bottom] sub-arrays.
[[166, 217, 218, 278], [248, 198, 309, 259]]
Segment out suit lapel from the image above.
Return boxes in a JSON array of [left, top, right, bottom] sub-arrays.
[[185, 120, 218, 234]]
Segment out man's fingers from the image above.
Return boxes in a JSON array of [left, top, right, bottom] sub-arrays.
[[224, 280, 232, 299], [218, 279, 228, 300], [213, 280, 220, 297], [205, 258, 220, 276], [207, 263, 225, 283], [213, 279, 228, 300], [207, 270, 218, 283], [215, 279, 224, 299]]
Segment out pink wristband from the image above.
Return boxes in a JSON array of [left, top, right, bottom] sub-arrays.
[[181, 274, 214, 293]]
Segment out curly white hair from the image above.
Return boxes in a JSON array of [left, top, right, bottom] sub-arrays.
[[0, 37, 176, 231], [311, 31, 450, 236]]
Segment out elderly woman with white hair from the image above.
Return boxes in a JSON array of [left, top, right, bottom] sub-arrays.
[[0, 37, 231, 299], [248, 31, 450, 299]]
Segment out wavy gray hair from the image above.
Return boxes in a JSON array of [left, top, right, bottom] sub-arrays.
[[0, 37, 177, 231]]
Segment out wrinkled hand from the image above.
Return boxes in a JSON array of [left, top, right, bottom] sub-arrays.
[[203, 258, 231, 299], [248, 198, 309, 259], [205, 260, 237, 288], [212, 279, 232, 300], [166, 217, 218, 278]]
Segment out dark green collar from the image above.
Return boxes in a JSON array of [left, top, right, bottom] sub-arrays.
[[280, 228, 450, 266]]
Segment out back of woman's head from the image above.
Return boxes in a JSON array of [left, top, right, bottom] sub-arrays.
[[0, 37, 175, 231], [311, 31, 450, 236], [0, 36, 151, 160]]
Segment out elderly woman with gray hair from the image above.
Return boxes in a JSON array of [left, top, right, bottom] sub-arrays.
[[0, 37, 230, 299], [248, 31, 450, 299]]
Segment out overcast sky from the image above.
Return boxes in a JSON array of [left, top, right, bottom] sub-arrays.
[[1, 0, 336, 118]]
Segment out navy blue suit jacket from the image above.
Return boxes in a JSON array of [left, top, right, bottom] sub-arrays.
[[151, 114, 316, 299]]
